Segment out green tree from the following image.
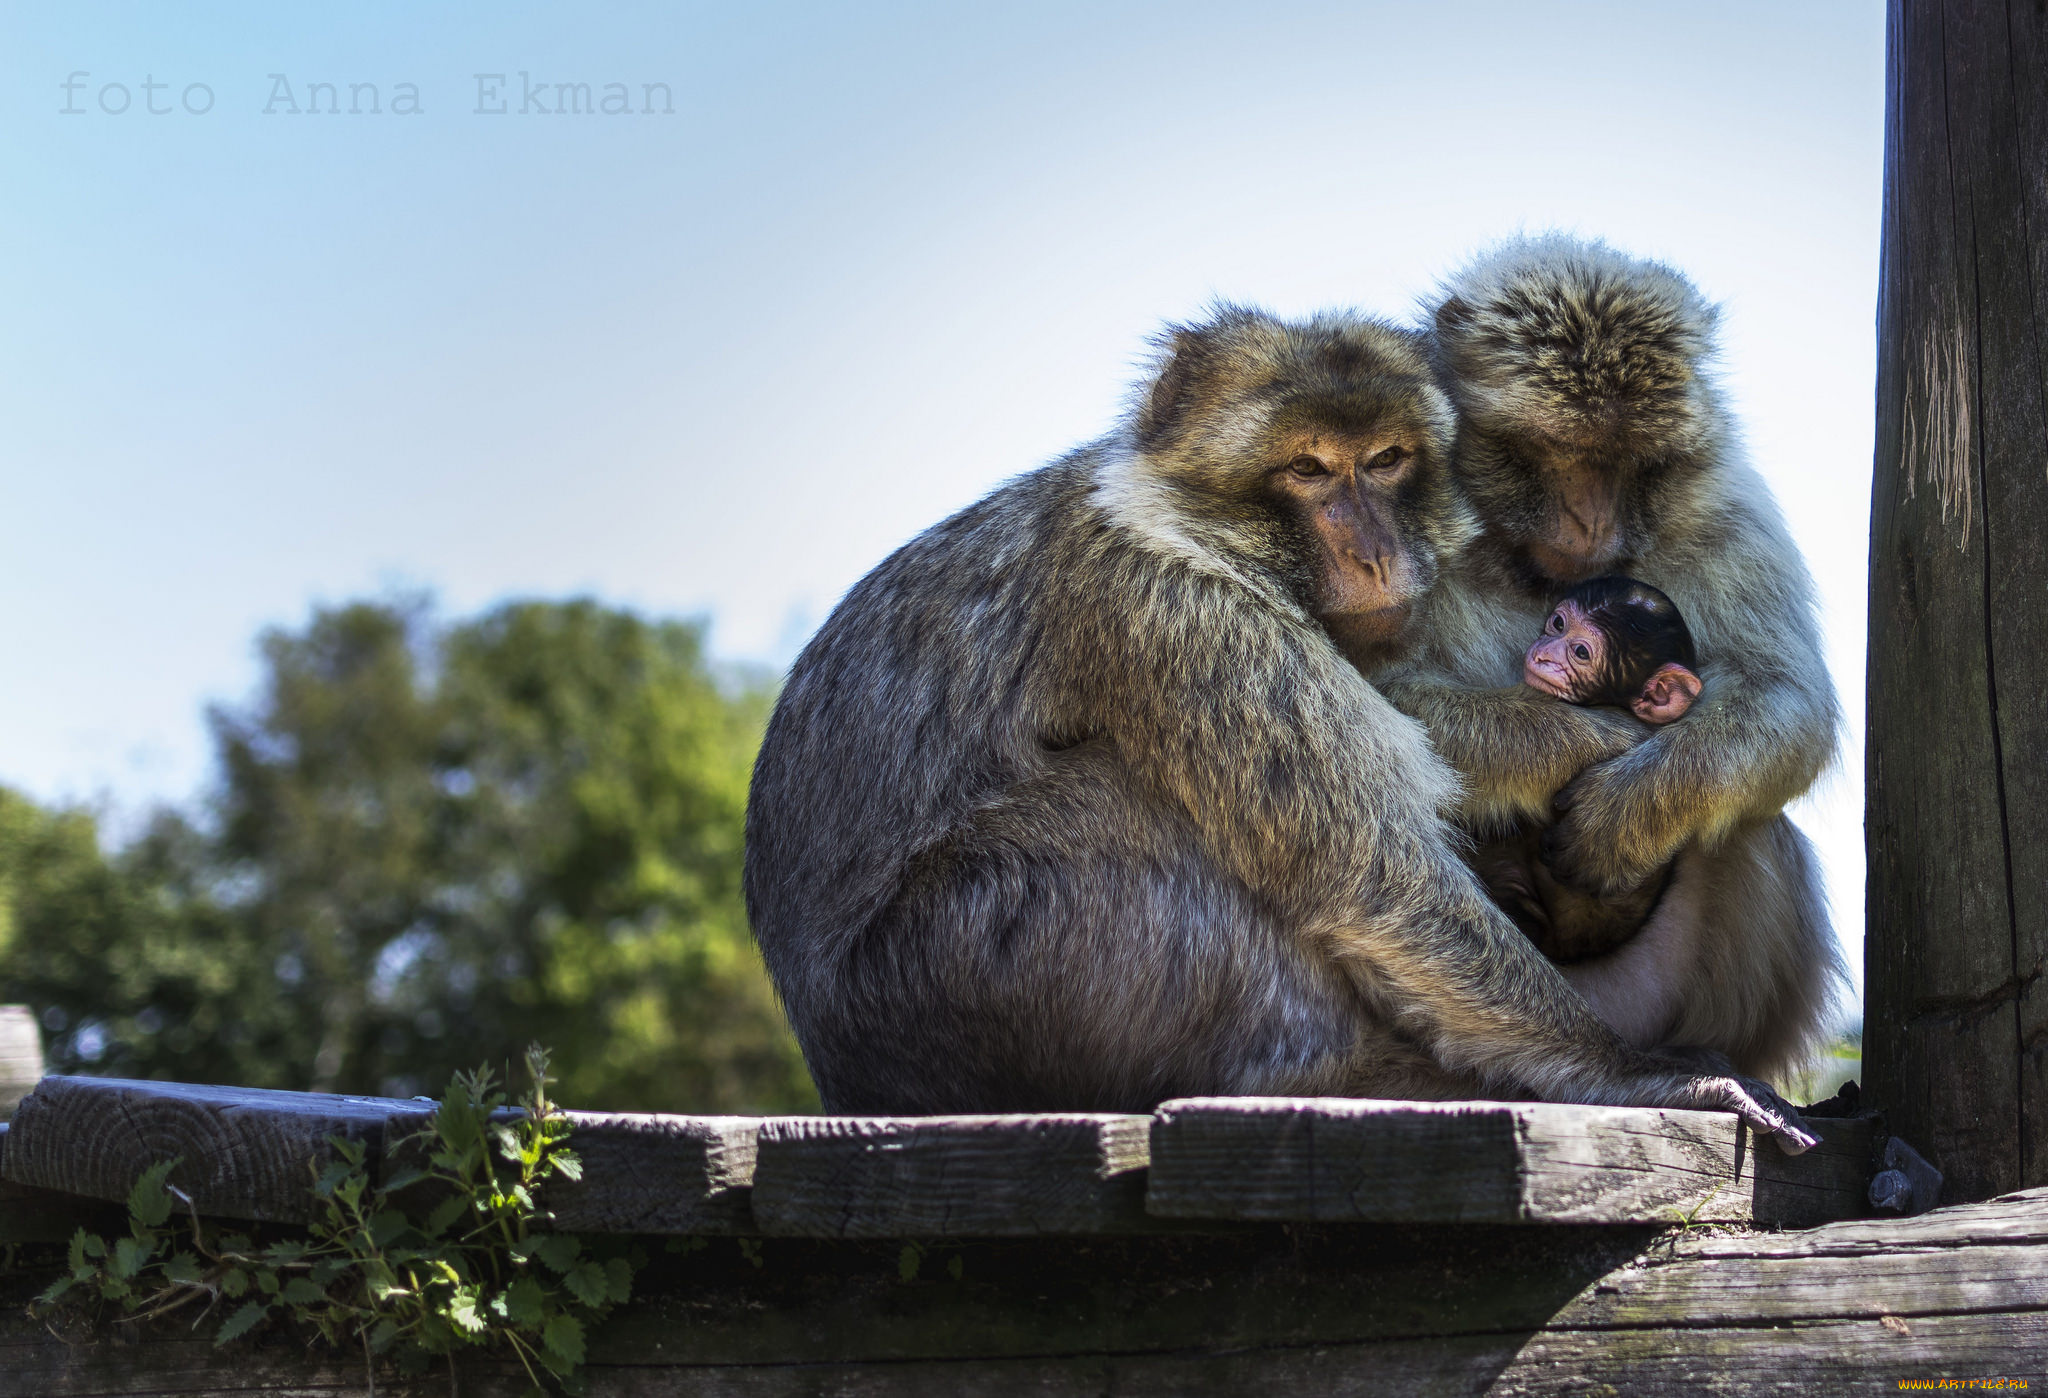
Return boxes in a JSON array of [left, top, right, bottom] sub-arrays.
[[1, 596, 817, 1113], [0, 795, 284, 1082]]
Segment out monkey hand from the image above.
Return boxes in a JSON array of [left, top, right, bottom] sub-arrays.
[[1383, 679, 1648, 824], [1540, 745, 1687, 897], [1654, 1062, 1819, 1156]]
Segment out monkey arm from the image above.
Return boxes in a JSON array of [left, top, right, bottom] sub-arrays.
[[1085, 575, 1814, 1150], [1373, 670, 1647, 828], [1543, 496, 1841, 897]]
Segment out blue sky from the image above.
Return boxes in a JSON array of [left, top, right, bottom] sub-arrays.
[[1, 2, 1883, 983]]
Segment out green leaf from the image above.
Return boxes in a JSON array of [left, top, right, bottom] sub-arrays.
[[603, 1256, 634, 1304], [312, 1160, 354, 1198], [66, 1227, 99, 1273], [368, 1208, 412, 1246], [111, 1235, 155, 1281], [308, 1257, 351, 1285], [35, 1275, 77, 1306], [897, 1242, 922, 1283], [256, 1268, 281, 1296], [163, 1251, 205, 1285], [549, 1149, 584, 1183], [221, 1267, 250, 1298], [280, 1277, 328, 1305], [563, 1260, 609, 1308], [263, 1239, 308, 1265], [424, 1193, 470, 1237], [501, 1276, 547, 1326], [126, 1158, 182, 1228], [213, 1300, 270, 1346], [325, 1134, 366, 1166], [446, 1288, 487, 1334], [533, 1234, 580, 1274], [381, 1167, 427, 1194], [79, 1231, 107, 1261], [542, 1313, 585, 1365], [367, 1318, 400, 1354]]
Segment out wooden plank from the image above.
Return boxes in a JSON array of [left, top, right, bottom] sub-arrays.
[[750, 1114, 1151, 1236], [1145, 1097, 1870, 1226], [2007, 0, 2048, 1206], [0, 1123, 124, 1244], [1868, 0, 2048, 1205], [0, 1006, 41, 1121], [0, 1076, 431, 1224], [538, 1112, 759, 1235], [4, 1077, 765, 1235], [3, 1189, 2044, 1395]]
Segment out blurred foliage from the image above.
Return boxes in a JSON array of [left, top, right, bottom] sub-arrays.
[[0, 597, 816, 1113]]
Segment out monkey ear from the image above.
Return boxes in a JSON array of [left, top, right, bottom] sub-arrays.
[[1631, 663, 1702, 724], [1136, 326, 1216, 451]]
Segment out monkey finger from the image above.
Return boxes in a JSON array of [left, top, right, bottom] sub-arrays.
[[1709, 1076, 1819, 1155]]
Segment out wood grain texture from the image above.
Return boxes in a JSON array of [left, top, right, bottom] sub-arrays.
[[1145, 1097, 1871, 1226], [0, 1122, 125, 1244], [3, 1077, 767, 1235], [750, 1114, 1152, 1236], [3, 1184, 2043, 1395], [1868, 0, 2048, 1204], [0, 1076, 431, 1224], [0, 1007, 42, 1120], [540, 1112, 759, 1234]]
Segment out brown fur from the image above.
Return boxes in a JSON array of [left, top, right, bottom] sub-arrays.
[[744, 302, 1815, 1149], [1364, 235, 1847, 1083]]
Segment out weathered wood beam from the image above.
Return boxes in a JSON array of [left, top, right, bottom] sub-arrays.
[[0, 1123, 123, 1245], [1145, 1097, 1872, 1227], [538, 1112, 758, 1235], [0, 1077, 763, 1233], [750, 1114, 1152, 1237], [1869, 0, 2048, 1204], [4, 1185, 2041, 1394], [1, 1079, 1878, 1237], [0, 1076, 430, 1224]]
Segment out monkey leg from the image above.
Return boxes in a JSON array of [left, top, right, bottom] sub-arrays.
[[801, 744, 1390, 1115], [1469, 821, 1666, 962], [1559, 815, 1844, 1083]]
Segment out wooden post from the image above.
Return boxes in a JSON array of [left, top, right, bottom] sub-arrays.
[[0, 1006, 41, 1120], [1867, 0, 2048, 1203]]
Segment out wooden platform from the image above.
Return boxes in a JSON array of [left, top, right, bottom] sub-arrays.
[[1, 1075, 2043, 1394]]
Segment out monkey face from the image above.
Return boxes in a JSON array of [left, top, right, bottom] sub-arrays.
[[1523, 589, 1702, 726], [1126, 306, 1473, 643], [1265, 427, 1429, 635], [1523, 600, 1611, 701], [1430, 236, 1722, 585], [1461, 433, 1669, 585]]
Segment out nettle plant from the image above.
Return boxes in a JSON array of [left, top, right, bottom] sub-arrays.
[[36, 1045, 636, 1395]]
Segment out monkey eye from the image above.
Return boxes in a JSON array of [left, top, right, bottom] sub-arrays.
[[1365, 445, 1408, 473], [1548, 613, 1564, 633], [1572, 643, 1591, 661], [1286, 455, 1330, 479]]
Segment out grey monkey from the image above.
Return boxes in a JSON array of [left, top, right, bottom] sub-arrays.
[[744, 303, 1816, 1149], [1362, 235, 1845, 1082]]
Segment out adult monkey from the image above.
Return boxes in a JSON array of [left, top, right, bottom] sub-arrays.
[[745, 304, 1814, 1150], [1367, 235, 1844, 1080]]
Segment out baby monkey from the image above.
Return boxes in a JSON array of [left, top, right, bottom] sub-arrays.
[[1473, 577, 1702, 962]]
